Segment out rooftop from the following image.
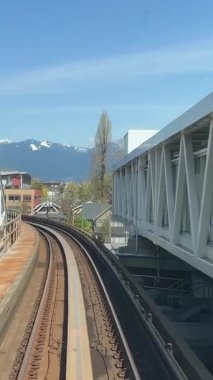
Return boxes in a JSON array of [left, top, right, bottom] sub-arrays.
[[0, 171, 30, 176], [83, 202, 111, 220]]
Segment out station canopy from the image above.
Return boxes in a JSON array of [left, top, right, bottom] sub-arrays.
[[33, 201, 64, 220]]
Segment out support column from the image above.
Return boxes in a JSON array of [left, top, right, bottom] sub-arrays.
[[183, 133, 199, 253], [164, 145, 175, 237], [172, 137, 186, 244], [197, 118, 213, 257]]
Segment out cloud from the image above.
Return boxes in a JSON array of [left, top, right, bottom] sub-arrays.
[[0, 41, 213, 96]]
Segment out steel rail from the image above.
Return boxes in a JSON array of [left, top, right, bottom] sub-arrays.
[[30, 221, 140, 379], [17, 229, 53, 380], [30, 223, 93, 380]]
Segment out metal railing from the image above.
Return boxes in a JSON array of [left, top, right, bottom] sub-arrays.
[[0, 209, 21, 255], [166, 277, 212, 308], [132, 274, 213, 308]]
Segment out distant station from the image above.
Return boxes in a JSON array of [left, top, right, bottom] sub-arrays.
[[33, 200, 64, 221]]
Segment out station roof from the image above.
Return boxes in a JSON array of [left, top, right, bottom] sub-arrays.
[[113, 92, 213, 171], [33, 201, 61, 213], [33, 201, 64, 220]]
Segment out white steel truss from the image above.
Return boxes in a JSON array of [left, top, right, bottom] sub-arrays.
[[113, 106, 213, 279]]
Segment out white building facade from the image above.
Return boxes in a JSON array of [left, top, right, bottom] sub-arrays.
[[113, 93, 213, 279], [124, 129, 158, 154]]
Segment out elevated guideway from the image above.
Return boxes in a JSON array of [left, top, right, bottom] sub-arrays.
[[113, 93, 213, 279]]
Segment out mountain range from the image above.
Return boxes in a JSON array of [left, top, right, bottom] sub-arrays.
[[0, 139, 120, 182]]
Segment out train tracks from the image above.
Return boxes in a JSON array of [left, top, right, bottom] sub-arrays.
[[9, 229, 67, 380], [1, 220, 140, 379], [32, 223, 139, 380], [0, 216, 192, 379]]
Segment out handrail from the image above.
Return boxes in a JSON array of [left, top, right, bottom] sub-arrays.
[[133, 274, 183, 282], [0, 209, 21, 255], [167, 277, 212, 307], [167, 277, 191, 291], [179, 281, 212, 300]]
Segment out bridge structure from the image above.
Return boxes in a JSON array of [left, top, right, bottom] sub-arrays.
[[112, 93, 213, 279]]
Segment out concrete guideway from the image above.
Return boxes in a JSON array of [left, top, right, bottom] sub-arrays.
[[35, 224, 93, 380]]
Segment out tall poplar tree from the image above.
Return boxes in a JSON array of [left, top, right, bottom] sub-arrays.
[[92, 112, 112, 202]]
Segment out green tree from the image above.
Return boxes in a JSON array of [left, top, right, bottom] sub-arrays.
[[78, 181, 93, 202], [31, 180, 43, 190], [74, 215, 93, 233], [63, 182, 79, 201], [31, 180, 48, 201], [58, 182, 79, 223], [91, 112, 112, 202]]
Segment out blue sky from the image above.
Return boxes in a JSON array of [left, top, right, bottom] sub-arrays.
[[0, 0, 213, 147]]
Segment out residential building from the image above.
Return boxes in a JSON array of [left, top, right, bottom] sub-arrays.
[[41, 181, 64, 201], [73, 202, 111, 241], [1, 171, 31, 189], [4, 188, 42, 214], [72, 201, 129, 247]]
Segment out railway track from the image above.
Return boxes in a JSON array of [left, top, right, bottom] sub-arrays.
[[9, 229, 67, 380], [23, 217, 190, 380], [3, 220, 140, 379], [2, 213, 209, 380], [31, 223, 140, 380], [0, 212, 197, 380], [2, 215, 197, 379]]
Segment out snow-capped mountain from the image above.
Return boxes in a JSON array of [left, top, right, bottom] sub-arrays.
[[0, 139, 91, 181], [29, 140, 52, 150], [0, 139, 119, 181], [28, 139, 88, 153], [0, 139, 11, 144]]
